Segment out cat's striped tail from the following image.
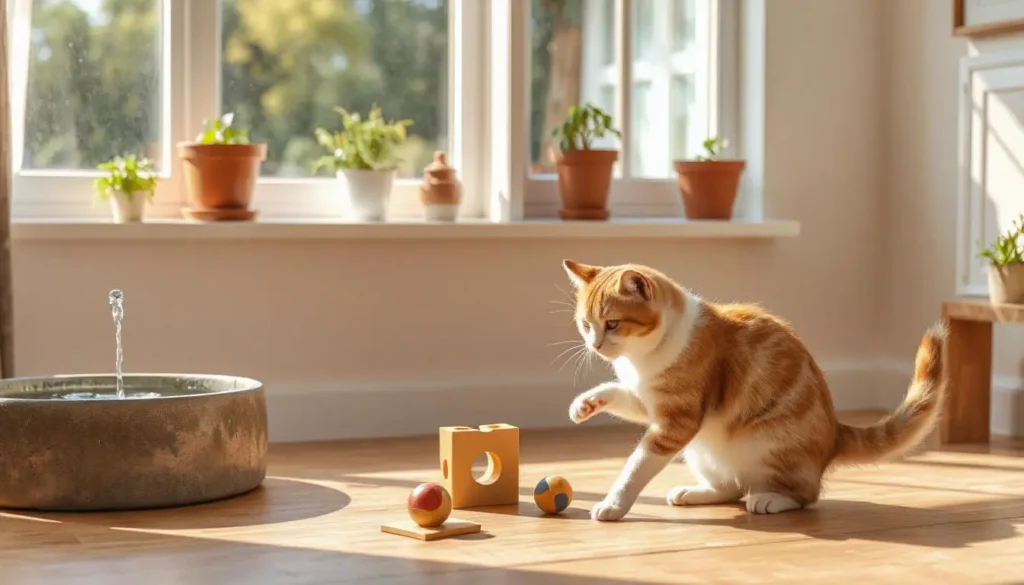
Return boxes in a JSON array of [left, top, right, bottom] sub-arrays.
[[831, 323, 947, 466]]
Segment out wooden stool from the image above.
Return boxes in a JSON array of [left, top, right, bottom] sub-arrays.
[[940, 299, 1024, 443]]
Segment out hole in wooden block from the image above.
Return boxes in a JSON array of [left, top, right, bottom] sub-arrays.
[[471, 451, 501, 485], [442, 458, 449, 480]]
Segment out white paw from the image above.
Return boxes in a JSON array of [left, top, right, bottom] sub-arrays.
[[590, 498, 629, 521], [569, 393, 607, 424], [667, 484, 742, 506], [745, 492, 802, 515], [667, 485, 709, 506]]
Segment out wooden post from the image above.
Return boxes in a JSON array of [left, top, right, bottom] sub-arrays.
[[0, 0, 15, 379], [941, 317, 992, 443]]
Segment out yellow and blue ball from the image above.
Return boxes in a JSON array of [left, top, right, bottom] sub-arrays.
[[534, 475, 573, 515]]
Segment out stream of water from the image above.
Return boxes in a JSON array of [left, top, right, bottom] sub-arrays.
[[109, 289, 125, 398], [54, 290, 159, 400]]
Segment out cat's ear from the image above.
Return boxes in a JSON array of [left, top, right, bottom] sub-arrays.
[[620, 270, 653, 301], [562, 259, 600, 288]]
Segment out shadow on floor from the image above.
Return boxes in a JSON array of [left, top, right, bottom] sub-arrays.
[[8, 477, 350, 530], [0, 512, 649, 585], [329, 472, 1024, 549], [664, 496, 1024, 549]]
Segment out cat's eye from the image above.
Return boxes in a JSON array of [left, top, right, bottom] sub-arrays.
[[581, 321, 591, 330], [606, 320, 619, 331]]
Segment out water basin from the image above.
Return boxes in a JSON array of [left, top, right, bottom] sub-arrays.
[[0, 374, 267, 511]]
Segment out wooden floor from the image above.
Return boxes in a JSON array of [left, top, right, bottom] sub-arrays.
[[3, 412, 1024, 584]]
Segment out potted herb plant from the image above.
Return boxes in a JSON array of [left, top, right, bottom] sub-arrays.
[[314, 106, 413, 222], [979, 214, 1024, 304], [93, 155, 157, 223], [551, 104, 620, 220], [673, 137, 745, 220], [177, 113, 266, 221]]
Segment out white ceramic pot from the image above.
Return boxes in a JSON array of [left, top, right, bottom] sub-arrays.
[[337, 169, 395, 222], [987, 263, 1024, 304], [109, 190, 148, 223]]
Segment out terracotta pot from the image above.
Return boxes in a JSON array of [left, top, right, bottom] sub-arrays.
[[418, 151, 462, 222], [177, 143, 266, 220], [555, 149, 617, 220], [673, 160, 746, 220], [987, 263, 1024, 304]]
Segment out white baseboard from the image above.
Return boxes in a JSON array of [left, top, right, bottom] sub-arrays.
[[991, 374, 1024, 438], [264, 361, 920, 443], [819, 360, 1024, 439]]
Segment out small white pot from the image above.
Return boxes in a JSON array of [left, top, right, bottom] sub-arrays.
[[109, 190, 148, 224], [987, 263, 1024, 304], [337, 169, 395, 222]]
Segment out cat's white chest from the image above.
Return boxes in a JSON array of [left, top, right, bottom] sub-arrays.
[[613, 357, 642, 390]]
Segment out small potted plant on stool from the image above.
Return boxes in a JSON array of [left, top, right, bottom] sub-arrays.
[[177, 112, 266, 221], [979, 214, 1024, 304], [551, 104, 620, 220], [673, 136, 745, 220], [93, 155, 157, 223], [315, 106, 413, 222]]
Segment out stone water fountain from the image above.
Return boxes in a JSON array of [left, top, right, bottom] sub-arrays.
[[0, 291, 268, 511]]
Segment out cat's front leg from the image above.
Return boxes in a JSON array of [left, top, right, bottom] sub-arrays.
[[569, 383, 648, 425], [593, 419, 700, 521]]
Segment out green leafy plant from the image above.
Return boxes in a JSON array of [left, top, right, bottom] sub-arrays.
[[92, 155, 157, 201], [693, 136, 730, 161], [551, 103, 620, 151], [313, 106, 413, 172], [195, 112, 250, 145], [979, 213, 1024, 266]]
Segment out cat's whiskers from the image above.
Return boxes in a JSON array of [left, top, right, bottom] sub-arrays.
[[572, 346, 593, 387], [558, 346, 587, 373], [550, 343, 585, 366], [554, 284, 576, 305]]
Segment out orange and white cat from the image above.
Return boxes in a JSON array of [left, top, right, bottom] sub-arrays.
[[562, 259, 946, 522]]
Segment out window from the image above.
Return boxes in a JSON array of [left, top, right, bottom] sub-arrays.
[[524, 0, 737, 219], [8, 0, 739, 223]]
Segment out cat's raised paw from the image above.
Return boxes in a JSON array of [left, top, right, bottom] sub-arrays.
[[745, 492, 802, 515], [590, 499, 629, 521], [569, 394, 606, 424]]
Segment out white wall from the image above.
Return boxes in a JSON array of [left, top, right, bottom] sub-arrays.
[[883, 0, 1024, 436], [11, 0, 896, 442]]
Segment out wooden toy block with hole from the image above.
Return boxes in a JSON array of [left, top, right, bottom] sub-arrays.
[[439, 423, 520, 509]]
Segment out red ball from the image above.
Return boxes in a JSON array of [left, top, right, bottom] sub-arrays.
[[407, 482, 452, 527]]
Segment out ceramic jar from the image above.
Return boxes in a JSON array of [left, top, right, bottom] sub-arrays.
[[418, 151, 462, 221]]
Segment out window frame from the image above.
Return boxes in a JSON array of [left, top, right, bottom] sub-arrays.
[[515, 0, 744, 220], [10, 0, 486, 221], [8, 0, 745, 224]]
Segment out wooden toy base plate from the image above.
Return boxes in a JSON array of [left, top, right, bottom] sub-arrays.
[[381, 519, 481, 541]]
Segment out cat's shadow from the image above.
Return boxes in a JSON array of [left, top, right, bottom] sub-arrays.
[[624, 496, 1023, 549]]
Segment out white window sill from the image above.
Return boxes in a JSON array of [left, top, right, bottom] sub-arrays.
[[11, 217, 801, 241]]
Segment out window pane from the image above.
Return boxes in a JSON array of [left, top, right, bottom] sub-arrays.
[[529, 0, 616, 174], [670, 74, 696, 162], [633, 0, 654, 61], [221, 0, 449, 179], [629, 0, 705, 178], [23, 0, 163, 170], [629, 81, 651, 177], [673, 0, 695, 51]]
